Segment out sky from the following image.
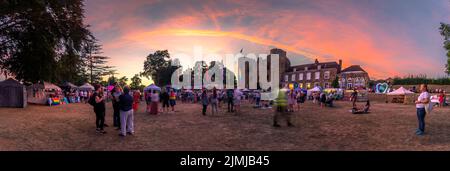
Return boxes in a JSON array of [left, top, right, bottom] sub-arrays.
[[85, 0, 450, 85]]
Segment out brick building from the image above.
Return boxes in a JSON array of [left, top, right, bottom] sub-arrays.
[[338, 65, 370, 89], [282, 59, 342, 89]]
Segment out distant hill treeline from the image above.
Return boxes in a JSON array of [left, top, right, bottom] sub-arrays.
[[392, 75, 450, 85]]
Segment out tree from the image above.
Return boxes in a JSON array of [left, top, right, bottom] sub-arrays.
[[141, 50, 179, 87], [82, 36, 113, 84], [118, 76, 128, 85], [332, 76, 340, 88], [439, 22, 450, 75], [130, 74, 142, 90], [0, 0, 92, 83]]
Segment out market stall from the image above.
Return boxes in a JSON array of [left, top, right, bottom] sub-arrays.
[[0, 78, 27, 108], [387, 87, 415, 104], [27, 82, 62, 105]]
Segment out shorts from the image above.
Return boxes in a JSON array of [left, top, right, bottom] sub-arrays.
[[163, 101, 170, 108], [170, 99, 176, 106]]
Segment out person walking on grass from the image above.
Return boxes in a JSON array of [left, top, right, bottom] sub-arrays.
[[118, 86, 134, 137], [201, 90, 209, 115], [273, 88, 294, 127], [91, 84, 106, 134], [210, 88, 218, 115], [415, 84, 430, 136]]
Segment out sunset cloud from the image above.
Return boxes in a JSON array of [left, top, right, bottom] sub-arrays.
[[85, 0, 450, 84]]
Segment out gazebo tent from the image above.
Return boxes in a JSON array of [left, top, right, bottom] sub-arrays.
[[78, 83, 95, 91], [27, 82, 62, 104], [387, 87, 414, 95], [144, 84, 161, 92], [387, 86, 415, 104], [61, 82, 78, 90], [0, 78, 27, 108]]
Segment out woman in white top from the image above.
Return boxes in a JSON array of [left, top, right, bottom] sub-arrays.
[[234, 89, 242, 114], [415, 84, 430, 136]]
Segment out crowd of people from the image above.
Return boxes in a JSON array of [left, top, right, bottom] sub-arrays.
[[89, 83, 141, 136], [82, 80, 447, 137]]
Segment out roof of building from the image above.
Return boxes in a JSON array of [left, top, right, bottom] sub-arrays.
[[289, 61, 340, 72], [341, 65, 367, 73]]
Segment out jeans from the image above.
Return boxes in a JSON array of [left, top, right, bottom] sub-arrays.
[[416, 108, 426, 133], [120, 109, 134, 136], [95, 109, 105, 130]]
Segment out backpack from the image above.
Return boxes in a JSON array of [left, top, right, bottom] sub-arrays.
[[88, 94, 96, 106]]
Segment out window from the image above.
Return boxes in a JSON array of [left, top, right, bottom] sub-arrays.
[[293, 68, 297, 72], [347, 83, 353, 89], [318, 65, 321, 70], [306, 72, 311, 80], [285, 75, 289, 82], [291, 74, 295, 81], [299, 73, 303, 80], [306, 83, 311, 89], [324, 82, 330, 88], [324, 71, 330, 80], [315, 72, 320, 80], [305, 67, 308, 71], [299, 83, 303, 88]]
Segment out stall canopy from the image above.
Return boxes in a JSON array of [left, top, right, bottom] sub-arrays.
[[387, 87, 414, 95], [78, 83, 95, 91], [61, 82, 78, 90], [30, 82, 62, 91], [144, 84, 161, 91], [0, 78, 27, 108]]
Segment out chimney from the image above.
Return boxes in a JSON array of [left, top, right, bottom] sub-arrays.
[[338, 59, 342, 73], [315, 59, 319, 64]]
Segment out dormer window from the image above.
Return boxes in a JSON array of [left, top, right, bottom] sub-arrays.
[[305, 67, 308, 71], [318, 65, 321, 70]]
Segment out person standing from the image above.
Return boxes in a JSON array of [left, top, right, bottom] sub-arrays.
[[150, 90, 160, 115], [226, 89, 234, 112], [160, 90, 170, 113], [233, 89, 242, 114], [133, 90, 141, 112], [201, 90, 209, 115], [118, 86, 134, 137], [92, 85, 106, 134], [110, 85, 122, 130], [273, 88, 293, 127], [438, 90, 444, 108], [169, 89, 176, 112], [209, 88, 218, 115], [288, 91, 296, 112], [415, 84, 430, 136]]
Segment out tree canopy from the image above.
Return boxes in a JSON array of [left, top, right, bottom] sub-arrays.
[[439, 22, 450, 75], [0, 0, 113, 84], [141, 50, 179, 87]]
